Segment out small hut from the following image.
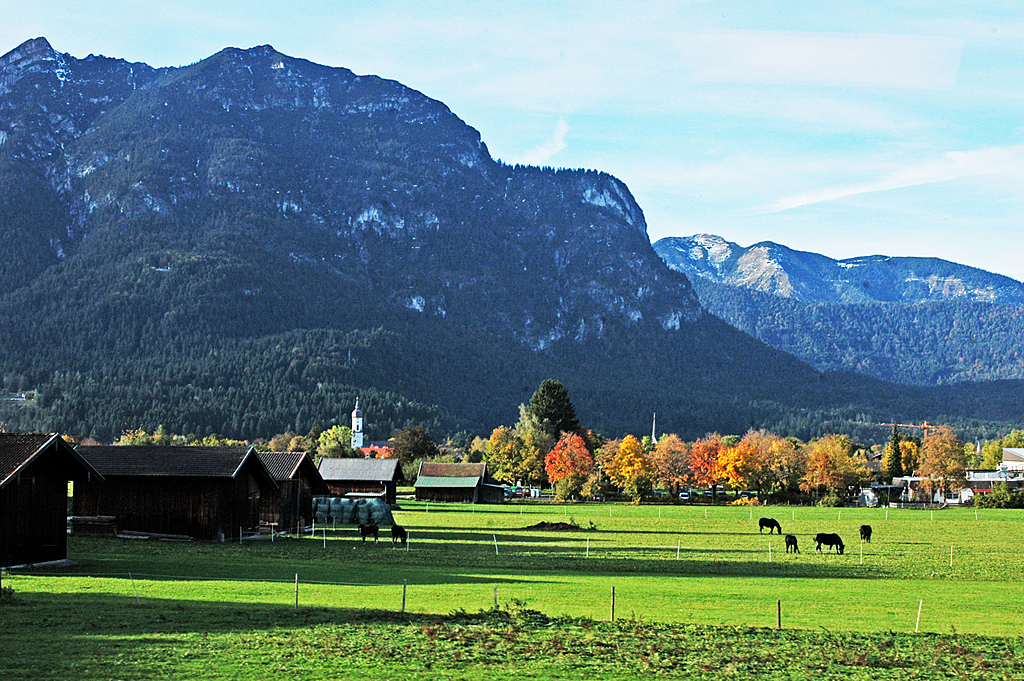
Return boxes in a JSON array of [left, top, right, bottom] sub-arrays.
[[318, 458, 405, 506], [414, 462, 504, 503], [74, 445, 277, 540], [0, 433, 103, 567], [257, 451, 328, 533]]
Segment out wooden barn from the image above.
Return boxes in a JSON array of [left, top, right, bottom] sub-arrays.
[[257, 451, 328, 533], [414, 462, 504, 503], [1, 433, 103, 567], [73, 445, 277, 541], [317, 457, 405, 506]]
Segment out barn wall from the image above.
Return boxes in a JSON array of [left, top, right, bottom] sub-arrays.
[[415, 486, 476, 503], [326, 481, 397, 505], [73, 475, 263, 540], [0, 452, 71, 566]]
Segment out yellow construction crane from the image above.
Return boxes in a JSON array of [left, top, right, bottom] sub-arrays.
[[880, 421, 938, 435]]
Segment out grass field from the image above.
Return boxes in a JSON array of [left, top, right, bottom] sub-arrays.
[[3, 501, 1024, 679]]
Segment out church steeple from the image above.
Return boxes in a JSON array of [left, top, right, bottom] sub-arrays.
[[351, 399, 364, 450]]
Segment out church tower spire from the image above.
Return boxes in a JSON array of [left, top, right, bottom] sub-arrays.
[[351, 399, 364, 450]]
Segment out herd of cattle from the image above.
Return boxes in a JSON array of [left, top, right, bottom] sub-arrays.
[[759, 516, 872, 555], [357, 523, 407, 544], [354, 516, 869, 556]]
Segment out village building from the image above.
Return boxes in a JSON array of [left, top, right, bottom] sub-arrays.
[[317, 457, 405, 506], [73, 445, 277, 541], [257, 451, 328, 534], [413, 462, 504, 503], [0, 433, 103, 567]]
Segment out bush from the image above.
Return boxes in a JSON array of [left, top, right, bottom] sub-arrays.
[[975, 490, 1024, 509], [764, 490, 813, 506], [0, 585, 14, 603], [730, 496, 759, 506], [818, 493, 844, 507]]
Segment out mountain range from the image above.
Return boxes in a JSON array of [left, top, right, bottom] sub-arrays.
[[2, 37, 1023, 443], [655, 234, 1024, 385]]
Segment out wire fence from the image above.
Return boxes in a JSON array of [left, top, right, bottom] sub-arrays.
[[4, 568, 1022, 635]]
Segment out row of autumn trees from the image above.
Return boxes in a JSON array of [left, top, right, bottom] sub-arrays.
[[484, 380, 973, 503]]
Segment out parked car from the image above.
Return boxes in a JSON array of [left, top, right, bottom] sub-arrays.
[[678, 491, 691, 501]]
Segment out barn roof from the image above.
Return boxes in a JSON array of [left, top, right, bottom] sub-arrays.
[[76, 445, 277, 487], [258, 451, 329, 493], [414, 462, 490, 489], [318, 457, 405, 483], [0, 432, 103, 489], [417, 462, 486, 478], [415, 475, 481, 489]]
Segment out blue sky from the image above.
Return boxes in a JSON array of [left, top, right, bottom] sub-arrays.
[[6, 2, 1024, 279]]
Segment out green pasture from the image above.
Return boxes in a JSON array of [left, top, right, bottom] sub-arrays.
[[3, 502, 1024, 679]]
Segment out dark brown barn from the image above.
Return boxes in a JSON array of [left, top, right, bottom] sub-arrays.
[[317, 458, 405, 506], [1, 433, 103, 567], [73, 446, 277, 541], [257, 451, 328, 533], [414, 462, 504, 503]]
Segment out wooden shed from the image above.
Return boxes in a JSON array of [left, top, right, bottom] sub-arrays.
[[257, 451, 328, 533], [414, 462, 504, 503], [318, 458, 405, 506], [73, 445, 277, 541], [1, 433, 103, 567]]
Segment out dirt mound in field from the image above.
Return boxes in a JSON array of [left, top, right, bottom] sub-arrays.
[[524, 521, 580, 531]]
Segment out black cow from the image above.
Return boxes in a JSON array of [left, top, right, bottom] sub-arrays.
[[391, 524, 408, 545], [784, 534, 799, 554], [758, 517, 782, 535], [860, 524, 872, 542], [814, 533, 845, 554], [358, 523, 379, 543]]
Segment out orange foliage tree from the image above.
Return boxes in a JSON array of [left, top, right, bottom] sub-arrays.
[[649, 434, 690, 495], [690, 434, 727, 500], [544, 432, 594, 501], [800, 434, 867, 499]]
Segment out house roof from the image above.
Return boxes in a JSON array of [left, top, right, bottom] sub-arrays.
[[0, 432, 104, 489], [318, 457, 404, 483], [1003, 448, 1024, 463], [77, 445, 277, 487]]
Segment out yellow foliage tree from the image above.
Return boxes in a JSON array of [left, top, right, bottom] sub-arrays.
[[607, 434, 653, 502]]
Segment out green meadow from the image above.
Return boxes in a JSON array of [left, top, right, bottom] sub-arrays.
[[3, 501, 1024, 679]]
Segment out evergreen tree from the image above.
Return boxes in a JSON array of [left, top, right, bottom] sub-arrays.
[[885, 424, 904, 480], [527, 379, 581, 439]]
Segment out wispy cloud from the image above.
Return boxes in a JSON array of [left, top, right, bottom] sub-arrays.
[[766, 144, 1024, 212], [680, 30, 963, 89], [515, 119, 570, 166]]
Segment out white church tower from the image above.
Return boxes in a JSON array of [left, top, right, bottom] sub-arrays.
[[351, 399, 364, 450]]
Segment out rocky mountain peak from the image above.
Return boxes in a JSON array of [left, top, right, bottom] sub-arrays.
[[655, 234, 1024, 304]]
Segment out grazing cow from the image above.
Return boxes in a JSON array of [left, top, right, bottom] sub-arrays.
[[391, 524, 408, 545], [814, 533, 845, 554], [784, 534, 799, 554], [860, 524, 872, 542], [358, 523, 379, 544], [758, 517, 782, 535]]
